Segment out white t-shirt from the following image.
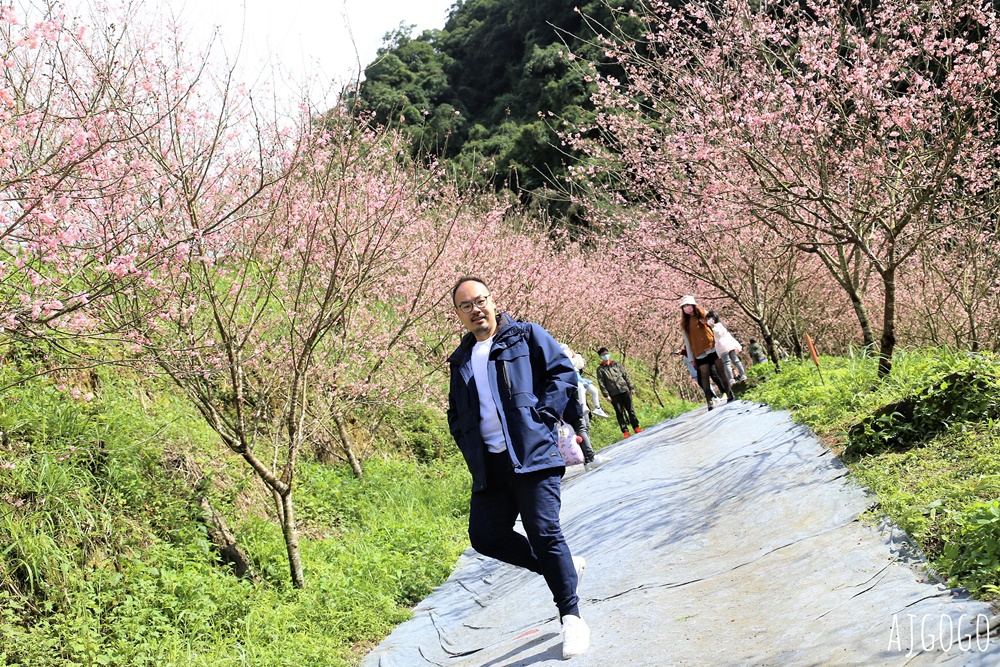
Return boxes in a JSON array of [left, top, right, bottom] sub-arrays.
[[471, 337, 506, 453]]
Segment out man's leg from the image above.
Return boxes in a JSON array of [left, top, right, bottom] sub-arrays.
[[513, 468, 580, 619], [574, 412, 596, 463], [618, 391, 640, 430], [610, 394, 629, 432], [468, 452, 540, 572]]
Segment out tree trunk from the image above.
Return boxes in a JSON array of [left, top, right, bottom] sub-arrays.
[[331, 412, 364, 479], [198, 496, 261, 583], [279, 491, 304, 588], [968, 307, 980, 353], [809, 243, 876, 348], [756, 319, 781, 373], [789, 321, 803, 359], [848, 288, 876, 349], [271, 487, 285, 525], [651, 342, 666, 408], [877, 267, 897, 378], [651, 358, 664, 407]]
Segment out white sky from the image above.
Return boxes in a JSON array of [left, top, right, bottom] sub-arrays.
[[177, 0, 456, 82], [60, 0, 457, 105]]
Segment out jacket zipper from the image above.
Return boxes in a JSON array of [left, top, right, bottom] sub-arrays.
[[497, 359, 519, 468], [499, 360, 512, 395]]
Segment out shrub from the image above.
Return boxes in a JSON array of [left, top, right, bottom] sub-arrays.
[[939, 501, 1000, 593], [845, 357, 1000, 457]]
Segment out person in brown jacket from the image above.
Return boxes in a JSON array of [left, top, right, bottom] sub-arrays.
[[680, 295, 734, 410]]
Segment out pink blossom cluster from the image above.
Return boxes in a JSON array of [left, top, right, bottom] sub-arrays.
[[568, 0, 1000, 369], [55, 384, 95, 401]]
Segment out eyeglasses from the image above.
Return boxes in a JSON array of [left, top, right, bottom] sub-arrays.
[[457, 295, 491, 313]]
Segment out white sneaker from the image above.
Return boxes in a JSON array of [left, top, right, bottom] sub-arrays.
[[592, 408, 609, 418], [561, 614, 590, 658], [584, 454, 610, 471]]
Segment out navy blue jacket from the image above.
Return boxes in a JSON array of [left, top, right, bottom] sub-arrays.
[[447, 313, 581, 492]]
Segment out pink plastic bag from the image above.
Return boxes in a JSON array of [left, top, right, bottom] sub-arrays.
[[557, 422, 585, 466]]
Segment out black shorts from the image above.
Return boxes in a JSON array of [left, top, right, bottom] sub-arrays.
[[695, 351, 719, 367]]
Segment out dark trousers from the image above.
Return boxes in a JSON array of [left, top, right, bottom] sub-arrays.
[[609, 392, 639, 432], [469, 452, 580, 618], [707, 363, 725, 397], [570, 412, 595, 463]]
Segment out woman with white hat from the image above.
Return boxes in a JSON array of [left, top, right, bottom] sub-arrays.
[[679, 295, 734, 410]]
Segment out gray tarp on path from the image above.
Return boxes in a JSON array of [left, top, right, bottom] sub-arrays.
[[363, 402, 1000, 666]]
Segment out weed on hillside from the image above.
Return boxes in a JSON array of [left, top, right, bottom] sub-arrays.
[[0, 361, 468, 667]]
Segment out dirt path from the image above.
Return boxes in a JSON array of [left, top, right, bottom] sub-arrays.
[[363, 402, 1000, 666]]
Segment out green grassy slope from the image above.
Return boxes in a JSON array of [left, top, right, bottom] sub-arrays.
[[743, 348, 1000, 599]]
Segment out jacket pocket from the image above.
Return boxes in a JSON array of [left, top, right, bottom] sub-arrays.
[[495, 344, 533, 403]]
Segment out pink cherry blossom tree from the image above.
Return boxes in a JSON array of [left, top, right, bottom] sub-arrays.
[[107, 96, 500, 585], [0, 1, 283, 374], [905, 199, 1000, 352], [301, 137, 501, 478], [575, 0, 1000, 376]]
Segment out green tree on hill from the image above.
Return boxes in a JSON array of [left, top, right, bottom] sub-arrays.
[[349, 0, 645, 217]]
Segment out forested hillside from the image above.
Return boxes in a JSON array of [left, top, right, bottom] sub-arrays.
[[350, 0, 644, 222]]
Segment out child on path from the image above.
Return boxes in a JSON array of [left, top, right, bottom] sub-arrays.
[[596, 347, 642, 438], [567, 347, 609, 418], [559, 344, 611, 470], [705, 311, 746, 385]]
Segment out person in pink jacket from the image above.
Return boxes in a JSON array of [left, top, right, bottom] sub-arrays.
[[706, 311, 746, 385]]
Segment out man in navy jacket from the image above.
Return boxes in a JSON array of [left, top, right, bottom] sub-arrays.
[[447, 276, 590, 658]]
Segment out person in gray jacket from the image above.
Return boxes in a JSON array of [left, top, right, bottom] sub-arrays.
[[596, 347, 642, 438]]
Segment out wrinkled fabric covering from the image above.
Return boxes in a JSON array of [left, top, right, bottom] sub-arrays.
[[363, 403, 1000, 666]]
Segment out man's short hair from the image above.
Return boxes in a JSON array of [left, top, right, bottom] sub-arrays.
[[451, 275, 490, 305], [597, 346, 609, 355]]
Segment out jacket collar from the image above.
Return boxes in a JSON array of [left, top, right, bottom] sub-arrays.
[[451, 312, 517, 361]]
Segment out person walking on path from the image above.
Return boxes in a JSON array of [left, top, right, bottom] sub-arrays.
[[705, 311, 746, 385], [676, 344, 725, 400], [560, 343, 611, 471], [596, 347, 642, 438], [680, 295, 734, 410], [446, 276, 590, 659]]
